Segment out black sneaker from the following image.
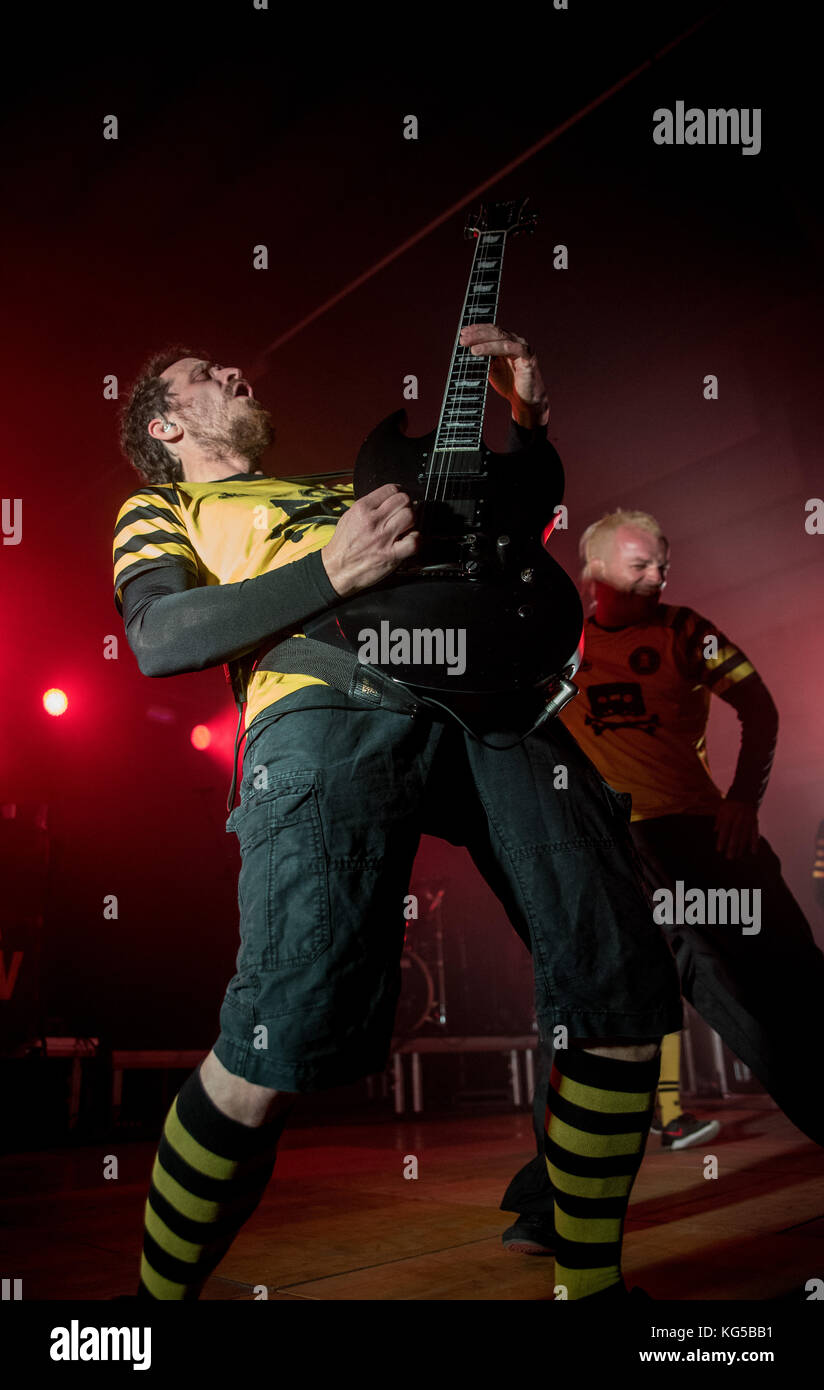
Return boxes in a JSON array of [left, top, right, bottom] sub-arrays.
[[661, 1113, 721, 1150], [501, 1213, 556, 1255]]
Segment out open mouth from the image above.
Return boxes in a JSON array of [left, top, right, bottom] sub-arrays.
[[231, 382, 253, 399]]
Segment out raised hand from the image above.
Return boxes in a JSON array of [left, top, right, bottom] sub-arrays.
[[459, 323, 549, 429]]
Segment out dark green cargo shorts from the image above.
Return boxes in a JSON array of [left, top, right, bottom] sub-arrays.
[[214, 686, 682, 1092]]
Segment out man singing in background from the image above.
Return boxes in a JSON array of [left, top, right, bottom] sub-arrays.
[[502, 509, 824, 1256]]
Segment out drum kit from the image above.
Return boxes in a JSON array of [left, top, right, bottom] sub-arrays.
[[395, 878, 536, 1040]]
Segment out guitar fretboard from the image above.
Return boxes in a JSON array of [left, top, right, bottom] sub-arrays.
[[432, 232, 506, 464]]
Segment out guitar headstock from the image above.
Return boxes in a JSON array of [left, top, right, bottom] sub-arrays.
[[464, 198, 537, 240]]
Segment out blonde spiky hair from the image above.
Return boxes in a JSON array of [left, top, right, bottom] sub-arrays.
[[578, 509, 668, 587]]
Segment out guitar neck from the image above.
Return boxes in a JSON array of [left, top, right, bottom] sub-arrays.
[[433, 231, 507, 457]]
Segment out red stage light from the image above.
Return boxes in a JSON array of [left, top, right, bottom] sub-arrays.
[[43, 688, 68, 716], [190, 724, 211, 750]]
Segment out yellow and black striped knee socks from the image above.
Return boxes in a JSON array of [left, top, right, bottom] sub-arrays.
[[545, 1044, 660, 1299], [656, 1032, 682, 1128], [137, 1064, 288, 1300]]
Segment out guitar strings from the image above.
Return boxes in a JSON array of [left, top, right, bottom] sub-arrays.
[[426, 230, 504, 510], [427, 231, 489, 505], [427, 228, 480, 504]]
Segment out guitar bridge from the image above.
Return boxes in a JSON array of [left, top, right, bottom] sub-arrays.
[[401, 561, 463, 577]]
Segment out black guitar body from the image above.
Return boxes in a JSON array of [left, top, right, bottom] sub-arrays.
[[305, 409, 584, 696]]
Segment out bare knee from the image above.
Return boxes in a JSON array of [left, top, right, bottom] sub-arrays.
[[572, 1037, 661, 1063], [200, 1049, 298, 1127]]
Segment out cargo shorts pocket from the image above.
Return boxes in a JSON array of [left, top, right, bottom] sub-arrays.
[[230, 774, 332, 971]]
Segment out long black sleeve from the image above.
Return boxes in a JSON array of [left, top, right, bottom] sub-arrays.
[[718, 673, 779, 807], [120, 548, 341, 677], [504, 416, 564, 505], [506, 417, 548, 450]]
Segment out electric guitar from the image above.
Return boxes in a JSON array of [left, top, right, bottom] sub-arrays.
[[306, 199, 583, 708]]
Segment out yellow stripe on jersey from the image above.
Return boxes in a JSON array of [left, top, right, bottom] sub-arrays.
[[113, 487, 199, 610], [113, 473, 355, 727], [677, 609, 755, 694]]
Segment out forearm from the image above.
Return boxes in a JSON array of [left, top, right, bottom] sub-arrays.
[[722, 675, 780, 806], [121, 549, 340, 678], [504, 416, 565, 507], [507, 416, 548, 447], [510, 395, 549, 429]]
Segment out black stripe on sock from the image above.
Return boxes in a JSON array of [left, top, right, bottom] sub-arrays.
[[156, 1129, 277, 1205], [553, 1234, 624, 1270], [175, 1065, 289, 1160], [552, 1189, 632, 1222], [141, 1218, 252, 1294], [544, 1134, 642, 1179], [545, 1082, 652, 1135], [556, 1046, 661, 1093], [145, 1171, 275, 1249]]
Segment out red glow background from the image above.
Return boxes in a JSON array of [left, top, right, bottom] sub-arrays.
[[1, 6, 822, 1045]]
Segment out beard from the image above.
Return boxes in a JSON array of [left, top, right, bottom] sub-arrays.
[[184, 398, 275, 468]]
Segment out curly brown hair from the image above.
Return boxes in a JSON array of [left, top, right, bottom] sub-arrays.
[[118, 344, 211, 484]]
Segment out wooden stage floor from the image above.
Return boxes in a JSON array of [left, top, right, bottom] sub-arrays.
[[2, 1096, 822, 1301]]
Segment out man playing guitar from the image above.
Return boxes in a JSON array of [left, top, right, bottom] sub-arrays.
[[113, 327, 681, 1302]]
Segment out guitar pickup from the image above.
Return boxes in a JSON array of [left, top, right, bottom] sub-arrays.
[[417, 470, 488, 483]]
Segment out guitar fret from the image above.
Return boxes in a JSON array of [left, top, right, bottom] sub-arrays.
[[428, 211, 513, 476]]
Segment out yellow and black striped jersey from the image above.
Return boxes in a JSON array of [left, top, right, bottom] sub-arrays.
[[560, 605, 759, 821], [113, 474, 354, 727]]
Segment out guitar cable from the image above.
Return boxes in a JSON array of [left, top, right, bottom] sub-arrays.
[[226, 674, 579, 811], [406, 676, 580, 751]]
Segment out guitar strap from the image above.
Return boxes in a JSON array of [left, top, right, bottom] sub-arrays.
[[254, 637, 424, 713], [223, 637, 423, 812], [224, 638, 579, 812]]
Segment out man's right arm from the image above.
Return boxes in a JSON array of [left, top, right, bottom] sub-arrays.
[[120, 481, 421, 677], [120, 549, 341, 677]]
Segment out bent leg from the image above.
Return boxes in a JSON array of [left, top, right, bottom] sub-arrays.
[[137, 1052, 294, 1300], [547, 1037, 661, 1298], [632, 817, 824, 1147], [499, 1037, 556, 1217], [454, 719, 681, 1239], [200, 1048, 296, 1126]]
